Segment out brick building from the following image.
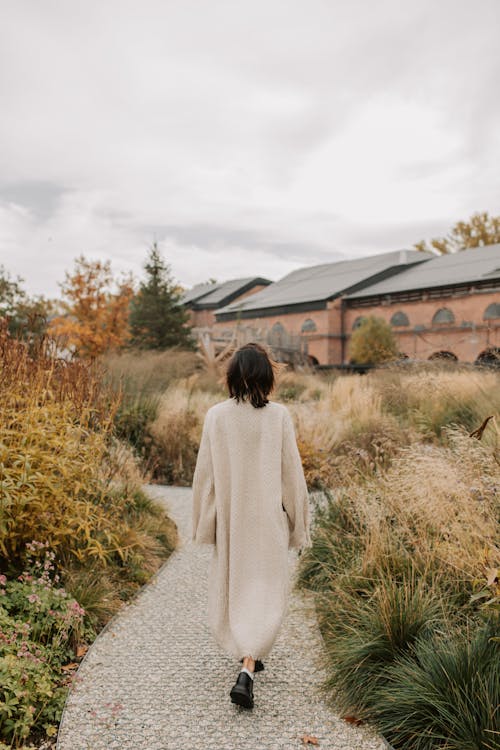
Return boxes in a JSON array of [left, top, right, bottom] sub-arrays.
[[212, 250, 430, 364], [344, 243, 500, 364], [181, 244, 500, 366], [181, 277, 271, 329]]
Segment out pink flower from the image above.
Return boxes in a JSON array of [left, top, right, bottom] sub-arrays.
[[28, 593, 41, 604], [70, 600, 86, 617], [0, 574, 6, 586]]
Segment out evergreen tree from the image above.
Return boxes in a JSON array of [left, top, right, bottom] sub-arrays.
[[129, 243, 196, 350]]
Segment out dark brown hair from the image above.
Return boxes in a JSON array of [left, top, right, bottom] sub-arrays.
[[225, 342, 280, 408]]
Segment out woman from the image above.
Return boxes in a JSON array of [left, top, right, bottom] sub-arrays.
[[191, 342, 311, 710]]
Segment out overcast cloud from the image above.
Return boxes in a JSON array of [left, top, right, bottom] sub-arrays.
[[1, 0, 499, 297]]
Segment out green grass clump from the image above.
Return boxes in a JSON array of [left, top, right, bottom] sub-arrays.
[[318, 576, 448, 721], [375, 620, 499, 750]]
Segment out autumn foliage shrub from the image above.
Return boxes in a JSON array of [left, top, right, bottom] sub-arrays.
[[0, 322, 178, 748], [0, 323, 178, 574]]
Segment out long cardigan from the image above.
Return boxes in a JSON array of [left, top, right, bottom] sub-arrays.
[[191, 396, 312, 661]]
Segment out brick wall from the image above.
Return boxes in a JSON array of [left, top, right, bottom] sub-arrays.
[[345, 289, 500, 363], [212, 308, 331, 363], [202, 286, 500, 366]]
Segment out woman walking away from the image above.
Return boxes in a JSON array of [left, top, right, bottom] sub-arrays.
[[191, 342, 312, 710]]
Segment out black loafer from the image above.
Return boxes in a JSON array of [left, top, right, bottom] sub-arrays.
[[230, 671, 254, 709], [239, 658, 264, 672]]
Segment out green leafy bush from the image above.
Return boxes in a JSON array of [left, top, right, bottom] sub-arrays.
[[0, 542, 86, 747]]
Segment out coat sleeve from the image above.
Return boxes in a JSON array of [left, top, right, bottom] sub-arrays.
[[191, 410, 216, 545], [281, 408, 312, 552]]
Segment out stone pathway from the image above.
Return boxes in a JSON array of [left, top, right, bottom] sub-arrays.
[[57, 485, 386, 750]]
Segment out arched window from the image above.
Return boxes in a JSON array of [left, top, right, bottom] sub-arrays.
[[301, 318, 317, 333], [432, 308, 455, 325], [484, 303, 500, 320], [475, 347, 500, 366], [269, 321, 286, 347], [390, 311, 410, 327], [428, 351, 458, 361], [352, 316, 366, 330]]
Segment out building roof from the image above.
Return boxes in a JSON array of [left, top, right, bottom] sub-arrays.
[[180, 281, 220, 305], [346, 243, 500, 299], [181, 276, 272, 308], [215, 250, 431, 316], [193, 277, 271, 307]]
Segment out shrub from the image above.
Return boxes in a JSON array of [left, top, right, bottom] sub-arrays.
[[113, 393, 161, 455], [0, 542, 86, 746], [0, 325, 178, 746], [349, 315, 399, 365]]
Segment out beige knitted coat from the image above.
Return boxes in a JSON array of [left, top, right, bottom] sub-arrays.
[[191, 396, 312, 661]]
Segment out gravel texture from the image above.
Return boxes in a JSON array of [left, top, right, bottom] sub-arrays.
[[57, 485, 386, 750]]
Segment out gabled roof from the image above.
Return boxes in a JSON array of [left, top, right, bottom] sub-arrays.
[[180, 281, 220, 305], [346, 243, 500, 299], [182, 276, 272, 309], [215, 250, 431, 317]]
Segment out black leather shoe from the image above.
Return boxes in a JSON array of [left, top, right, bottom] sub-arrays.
[[239, 658, 264, 672], [230, 671, 254, 709]]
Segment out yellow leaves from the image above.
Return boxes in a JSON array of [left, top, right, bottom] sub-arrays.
[[414, 210, 500, 254], [0, 324, 142, 572]]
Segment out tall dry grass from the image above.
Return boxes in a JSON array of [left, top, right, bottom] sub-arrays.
[[292, 364, 500, 748], [300, 428, 499, 597], [100, 348, 200, 395], [131, 362, 500, 488]]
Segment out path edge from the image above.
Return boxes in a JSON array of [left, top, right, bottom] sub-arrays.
[[55, 487, 182, 750]]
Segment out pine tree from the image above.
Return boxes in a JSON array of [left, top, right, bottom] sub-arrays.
[[129, 243, 196, 350]]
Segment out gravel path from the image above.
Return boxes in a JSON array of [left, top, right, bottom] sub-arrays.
[[57, 485, 386, 750]]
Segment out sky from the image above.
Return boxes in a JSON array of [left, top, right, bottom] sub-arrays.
[[1, 0, 499, 299]]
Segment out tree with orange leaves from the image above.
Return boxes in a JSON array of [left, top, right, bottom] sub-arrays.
[[49, 255, 135, 357]]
